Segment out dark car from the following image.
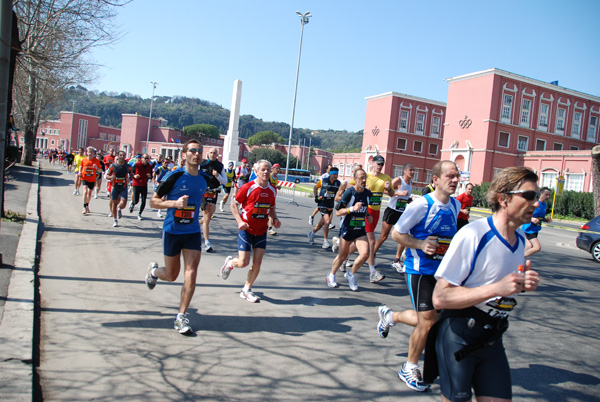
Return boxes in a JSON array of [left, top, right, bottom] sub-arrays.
[[576, 215, 600, 263]]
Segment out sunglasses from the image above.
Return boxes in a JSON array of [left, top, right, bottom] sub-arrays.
[[187, 148, 202, 154], [506, 190, 540, 201]]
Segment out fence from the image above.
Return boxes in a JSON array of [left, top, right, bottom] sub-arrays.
[[276, 180, 298, 206]]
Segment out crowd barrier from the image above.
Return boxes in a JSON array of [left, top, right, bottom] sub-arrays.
[[276, 180, 299, 206]]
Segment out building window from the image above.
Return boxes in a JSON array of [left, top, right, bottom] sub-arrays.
[[570, 145, 579, 150], [556, 107, 566, 133], [572, 112, 582, 138], [588, 115, 598, 142], [541, 171, 558, 189], [413, 140, 423, 153], [416, 113, 425, 133], [425, 169, 433, 184], [338, 163, 344, 177], [399, 110, 409, 132], [493, 168, 503, 177], [99, 132, 107, 140], [244, 151, 248, 156], [501, 94, 513, 121], [50, 140, 55, 145], [211, 138, 216, 143], [538, 103, 549, 129], [151, 148, 156, 154], [498, 132, 510, 148], [345, 164, 352, 177], [535, 139, 546, 151], [428, 143, 438, 155], [553, 142, 563, 151], [413, 168, 420, 182], [517, 135, 529, 152], [393, 165, 403, 178], [396, 138, 406, 150], [431, 116, 440, 137], [566, 174, 584, 192], [520, 99, 531, 126]]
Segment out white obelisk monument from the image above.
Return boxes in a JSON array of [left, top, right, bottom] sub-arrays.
[[223, 79, 242, 166]]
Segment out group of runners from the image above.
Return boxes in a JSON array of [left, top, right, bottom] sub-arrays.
[[49, 142, 550, 401]]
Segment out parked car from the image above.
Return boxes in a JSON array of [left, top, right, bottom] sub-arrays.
[[576, 215, 600, 263]]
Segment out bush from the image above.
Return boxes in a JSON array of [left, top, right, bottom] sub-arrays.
[[471, 182, 491, 208]]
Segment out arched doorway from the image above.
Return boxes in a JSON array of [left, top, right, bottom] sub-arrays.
[[454, 155, 465, 171]]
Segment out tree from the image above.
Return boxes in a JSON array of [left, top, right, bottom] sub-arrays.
[[248, 147, 298, 168], [12, 0, 130, 165], [247, 130, 284, 147], [183, 124, 220, 143]]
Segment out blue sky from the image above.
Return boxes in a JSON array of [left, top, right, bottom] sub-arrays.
[[89, 0, 600, 132]]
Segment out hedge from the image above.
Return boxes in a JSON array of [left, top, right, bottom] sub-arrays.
[[471, 182, 595, 220]]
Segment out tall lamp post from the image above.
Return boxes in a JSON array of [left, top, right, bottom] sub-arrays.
[[145, 81, 158, 154], [284, 11, 311, 182]]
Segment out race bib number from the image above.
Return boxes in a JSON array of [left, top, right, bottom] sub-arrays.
[[174, 205, 195, 224], [349, 216, 365, 229], [426, 236, 453, 261], [204, 192, 217, 199], [324, 190, 336, 199], [114, 177, 125, 184], [83, 167, 95, 178], [395, 200, 407, 211], [484, 297, 517, 319], [370, 192, 383, 206], [251, 202, 271, 219]]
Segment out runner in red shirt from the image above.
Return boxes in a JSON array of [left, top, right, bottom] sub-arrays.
[[79, 146, 102, 215], [103, 149, 116, 195], [129, 153, 154, 220], [218, 160, 280, 303], [456, 182, 474, 231]]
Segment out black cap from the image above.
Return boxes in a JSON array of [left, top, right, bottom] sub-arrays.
[[373, 155, 385, 164]]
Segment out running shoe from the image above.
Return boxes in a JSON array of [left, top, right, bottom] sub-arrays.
[[137, 214, 143, 221], [205, 241, 213, 252], [322, 239, 331, 249], [73, 190, 77, 195], [156, 210, 163, 218], [129, 202, 134, 213], [308, 216, 314, 226], [113, 220, 118, 227], [145, 262, 158, 290], [174, 313, 193, 335], [331, 237, 340, 253], [94, 193, 98, 199], [220, 256, 233, 280], [398, 363, 430, 392], [370, 270, 385, 283], [344, 271, 358, 291], [326, 273, 338, 288], [377, 305, 393, 338], [391, 259, 405, 273], [219, 201, 224, 213], [307, 231, 315, 245], [340, 259, 348, 272], [240, 289, 259, 303], [108, 211, 113, 217], [268, 227, 277, 235], [117, 209, 122, 219], [329, 223, 335, 230]]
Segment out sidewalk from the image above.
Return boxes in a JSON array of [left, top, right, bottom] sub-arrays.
[[0, 162, 40, 401]]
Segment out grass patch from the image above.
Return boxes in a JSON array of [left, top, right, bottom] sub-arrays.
[[2, 210, 26, 223]]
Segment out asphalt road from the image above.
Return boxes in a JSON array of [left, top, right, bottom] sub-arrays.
[[35, 163, 600, 401]]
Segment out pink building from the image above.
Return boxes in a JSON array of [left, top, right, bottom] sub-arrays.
[[333, 92, 446, 186], [442, 68, 599, 191]]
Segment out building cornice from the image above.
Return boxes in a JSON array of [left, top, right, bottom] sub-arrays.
[[365, 91, 446, 107], [445, 68, 600, 103]]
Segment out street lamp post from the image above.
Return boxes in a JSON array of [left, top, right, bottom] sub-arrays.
[[145, 81, 158, 154], [284, 11, 311, 182]]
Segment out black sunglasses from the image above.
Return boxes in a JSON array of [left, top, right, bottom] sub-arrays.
[[187, 148, 202, 154], [506, 190, 540, 201]]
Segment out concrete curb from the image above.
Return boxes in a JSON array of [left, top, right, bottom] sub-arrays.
[[0, 161, 39, 401]]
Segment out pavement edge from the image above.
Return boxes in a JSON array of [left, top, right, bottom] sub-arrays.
[[0, 161, 40, 401]]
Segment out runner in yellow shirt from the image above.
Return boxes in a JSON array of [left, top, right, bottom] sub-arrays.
[[72, 147, 85, 196]]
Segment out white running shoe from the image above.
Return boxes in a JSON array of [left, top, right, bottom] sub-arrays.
[[268, 227, 277, 235], [145, 262, 158, 290], [308, 216, 314, 226], [332, 237, 340, 253], [157, 210, 163, 218], [205, 241, 213, 252], [137, 214, 143, 221], [370, 270, 385, 283], [174, 313, 193, 335], [240, 289, 259, 303], [329, 223, 335, 230], [322, 239, 331, 249], [94, 193, 98, 199], [391, 259, 405, 273], [344, 271, 358, 291], [220, 256, 233, 280], [307, 231, 315, 244], [113, 220, 118, 227], [108, 211, 113, 217], [117, 209, 122, 219], [219, 201, 224, 213], [326, 273, 338, 288]]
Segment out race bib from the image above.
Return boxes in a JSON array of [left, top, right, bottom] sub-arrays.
[[324, 190, 336, 199], [349, 216, 365, 229], [114, 177, 125, 184], [484, 297, 517, 319], [395, 200, 407, 211], [174, 205, 195, 224], [426, 236, 453, 261], [370, 192, 383, 206], [204, 192, 217, 199], [251, 202, 271, 219], [83, 167, 95, 177]]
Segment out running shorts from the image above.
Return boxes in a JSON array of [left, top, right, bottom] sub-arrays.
[[436, 316, 511, 402], [110, 186, 127, 201], [406, 273, 437, 312], [162, 230, 202, 257], [237, 230, 267, 251], [365, 207, 380, 233], [525, 232, 538, 240], [82, 180, 95, 190], [382, 207, 403, 225], [318, 206, 333, 216], [201, 191, 219, 210]]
